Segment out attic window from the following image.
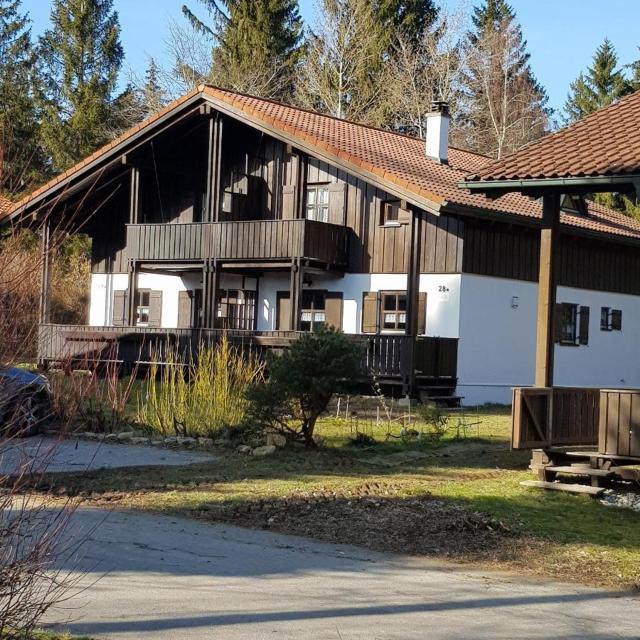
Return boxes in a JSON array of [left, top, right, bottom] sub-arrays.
[[381, 200, 410, 226], [561, 194, 588, 216]]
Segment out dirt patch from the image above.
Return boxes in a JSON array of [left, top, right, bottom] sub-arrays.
[[191, 484, 516, 557]]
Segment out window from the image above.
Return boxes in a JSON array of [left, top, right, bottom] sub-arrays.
[[381, 200, 410, 226], [217, 289, 256, 330], [601, 307, 622, 331], [135, 289, 151, 326], [381, 292, 407, 331], [555, 303, 589, 346], [300, 291, 326, 331], [382, 200, 400, 225], [306, 184, 329, 222]]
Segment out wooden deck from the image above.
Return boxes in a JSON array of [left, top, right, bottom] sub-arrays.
[[126, 220, 351, 266], [38, 324, 458, 390]]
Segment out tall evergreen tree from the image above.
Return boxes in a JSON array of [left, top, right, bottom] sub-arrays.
[[36, 0, 125, 172], [564, 39, 632, 123], [459, 0, 549, 158], [182, 0, 303, 99], [374, 0, 437, 46], [0, 0, 45, 195]]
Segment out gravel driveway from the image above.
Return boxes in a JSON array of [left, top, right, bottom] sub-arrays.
[[0, 436, 214, 475]]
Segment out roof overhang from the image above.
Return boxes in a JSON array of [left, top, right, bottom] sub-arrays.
[[6, 87, 445, 224], [458, 174, 640, 198]]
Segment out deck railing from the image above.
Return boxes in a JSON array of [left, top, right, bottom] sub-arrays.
[[126, 219, 350, 266], [38, 324, 458, 382]]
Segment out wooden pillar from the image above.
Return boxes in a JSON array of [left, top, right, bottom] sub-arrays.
[[535, 193, 561, 388], [289, 259, 303, 331], [126, 259, 138, 326], [402, 207, 422, 395], [129, 166, 140, 224], [202, 258, 220, 328], [38, 220, 52, 325], [204, 113, 224, 223]]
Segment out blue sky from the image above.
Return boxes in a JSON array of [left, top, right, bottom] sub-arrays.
[[21, 0, 640, 117]]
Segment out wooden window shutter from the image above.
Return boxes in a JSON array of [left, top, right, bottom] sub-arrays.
[[362, 292, 380, 333], [398, 202, 411, 225], [325, 292, 343, 329], [149, 291, 163, 328], [417, 292, 427, 335], [281, 185, 297, 220], [578, 305, 590, 345], [553, 303, 564, 343], [178, 290, 193, 328], [328, 182, 346, 225], [611, 309, 622, 331], [112, 290, 127, 327], [277, 292, 291, 330]]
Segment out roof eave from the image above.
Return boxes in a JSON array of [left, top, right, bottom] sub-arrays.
[[458, 174, 640, 197]]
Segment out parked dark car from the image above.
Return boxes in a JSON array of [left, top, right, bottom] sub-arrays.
[[0, 367, 52, 437]]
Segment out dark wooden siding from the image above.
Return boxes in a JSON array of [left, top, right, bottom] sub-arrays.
[[419, 213, 464, 273], [559, 235, 640, 295], [462, 219, 540, 281]]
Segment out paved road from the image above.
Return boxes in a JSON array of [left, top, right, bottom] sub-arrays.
[[43, 507, 640, 640], [0, 437, 214, 475]]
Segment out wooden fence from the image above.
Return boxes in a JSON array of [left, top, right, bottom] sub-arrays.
[[38, 325, 458, 384], [512, 386, 600, 449]]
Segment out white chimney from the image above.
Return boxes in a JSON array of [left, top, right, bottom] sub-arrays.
[[425, 101, 450, 164]]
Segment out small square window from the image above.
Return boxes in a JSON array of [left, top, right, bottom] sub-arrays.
[[601, 307, 622, 331], [380, 293, 407, 331], [382, 200, 400, 225]]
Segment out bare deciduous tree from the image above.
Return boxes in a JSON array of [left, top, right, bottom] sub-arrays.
[[458, 15, 549, 159], [386, 6, 469, 138], [295, 0, 383, 123]]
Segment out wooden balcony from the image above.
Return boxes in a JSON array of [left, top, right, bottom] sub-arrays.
[[38, 324, 458, 388], [126, 219, 350, 266]]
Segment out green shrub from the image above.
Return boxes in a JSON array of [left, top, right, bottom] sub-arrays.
[[137, 335, 264, 437], [416, 401, 449, 442], [246, 327, 362, 448]]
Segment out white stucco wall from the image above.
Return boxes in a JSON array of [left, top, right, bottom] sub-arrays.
[[256, 272, 461, 337], [457, 274, 640, 406]]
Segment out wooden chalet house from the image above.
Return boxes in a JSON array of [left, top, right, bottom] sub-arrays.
[[7, 86, 640, 404]]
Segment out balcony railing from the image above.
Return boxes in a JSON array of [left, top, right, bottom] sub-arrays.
[[126, 219, 350, 266], [38, 325, 458, 383]]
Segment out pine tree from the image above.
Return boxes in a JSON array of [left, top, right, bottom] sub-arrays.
[[374, 0, 437, 45], [36, 0, 125, 172], [459, 0, 549, 158], [0, 0, 45, 195], [182, 0, 303, 100], [140, 59, 167, 117], [564, 39, 632, 123]]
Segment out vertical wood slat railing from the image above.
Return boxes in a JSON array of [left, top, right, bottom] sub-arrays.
[[38, 325, 458, 382], [512, 386, 600, 450], [126, 220, 350, 265]]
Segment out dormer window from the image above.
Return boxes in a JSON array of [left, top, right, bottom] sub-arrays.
[[561, 194, 588, 216]]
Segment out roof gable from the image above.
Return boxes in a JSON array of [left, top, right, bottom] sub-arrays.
[[7, 85, 640, 243]]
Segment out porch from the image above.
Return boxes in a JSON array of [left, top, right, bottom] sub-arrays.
[[37, 324, 459, 394]]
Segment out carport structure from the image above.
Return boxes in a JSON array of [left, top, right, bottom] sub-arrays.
[[459, 91, 640, 490]]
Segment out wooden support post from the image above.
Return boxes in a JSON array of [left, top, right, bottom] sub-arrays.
[[202, 259, 220, 328], [38, 220, 52, 326], [535, 193, 561, 388], [214, 117, 223, 223], [402, 208, 422, 395], [289, 259, 303, 331], [129, 166, 140, 224], [126, 260, 138, 326]]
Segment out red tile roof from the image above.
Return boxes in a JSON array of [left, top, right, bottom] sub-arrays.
[[7, 85, 640, 243], [467, 90, 640, 182], [0, 195, 13, 219]]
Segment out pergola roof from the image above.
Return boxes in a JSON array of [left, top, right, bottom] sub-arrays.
[[464, 90, 640, 185]]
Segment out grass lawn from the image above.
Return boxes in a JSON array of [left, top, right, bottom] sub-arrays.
[[36, 405, 640, 589]]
